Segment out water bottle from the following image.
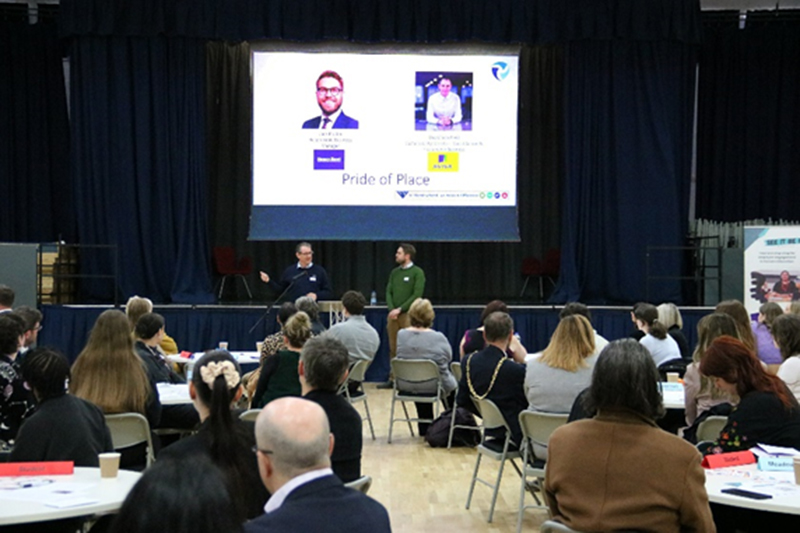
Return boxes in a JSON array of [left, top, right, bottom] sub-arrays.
[[370, 290, 377, 306]]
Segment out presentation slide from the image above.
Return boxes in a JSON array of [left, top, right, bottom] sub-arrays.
[[744, 226, 800, 315], [250, 43, 520, 241]]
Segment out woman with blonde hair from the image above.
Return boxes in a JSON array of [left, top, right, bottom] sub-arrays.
[[251, 311, 312, 408], [657, 302, 690, 359], [682, 313, 739, 439], [525, 315, 596, 413], [70, 309, 161, 468], [396, 298, 457, 435]]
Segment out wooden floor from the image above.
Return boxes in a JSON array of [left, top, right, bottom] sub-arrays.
[[357, 384, 551, 533]]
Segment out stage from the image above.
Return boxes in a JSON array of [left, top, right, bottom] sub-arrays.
[[39, 304, 713, 383]]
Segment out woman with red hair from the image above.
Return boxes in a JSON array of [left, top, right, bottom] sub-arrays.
[[700, 335, 800, 454]]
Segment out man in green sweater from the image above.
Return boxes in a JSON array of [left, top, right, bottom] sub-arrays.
[[378, 243, 426, 389]]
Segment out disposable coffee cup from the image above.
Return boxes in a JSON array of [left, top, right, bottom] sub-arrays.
[[99, 452, 121, 479], [219, 341, 229, 351], [794, 457, 800, 485], [256, 342, 264, 353], [667, 372, 680, 383]]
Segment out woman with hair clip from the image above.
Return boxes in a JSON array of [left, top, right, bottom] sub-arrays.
[[252, 311, 313, 408], [159, 350, 268, 522], [633, 303, 681, 367], [700, 335, 800, 454]]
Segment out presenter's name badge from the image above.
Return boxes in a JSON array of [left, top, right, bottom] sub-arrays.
[[404, 277, 410, 282], [309, 276, 317, 282]]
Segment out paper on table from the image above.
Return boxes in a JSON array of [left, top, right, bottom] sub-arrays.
[[752, 444, 800, 456], [0, 480, 96, 503], [45, 496, 99, 508]]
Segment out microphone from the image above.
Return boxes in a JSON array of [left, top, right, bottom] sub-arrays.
[[292, 270, 309, 280], [248, 270, 307, 334]]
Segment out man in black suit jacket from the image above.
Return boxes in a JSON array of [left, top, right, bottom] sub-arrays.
[[246, 397, 391, 533], [302, 70, 359, 130], [456, 311, 527, 446]]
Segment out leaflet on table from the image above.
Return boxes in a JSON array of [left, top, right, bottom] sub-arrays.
[[751, 443, 800, 471], [0, 478, 97, 504]]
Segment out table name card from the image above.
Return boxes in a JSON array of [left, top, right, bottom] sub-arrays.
[[0, 462, 74, 476], [757, 455, 794, 472], [702, 451, 756, 469]]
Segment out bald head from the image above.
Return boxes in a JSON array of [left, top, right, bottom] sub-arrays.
[[255, 397, 332, 480]]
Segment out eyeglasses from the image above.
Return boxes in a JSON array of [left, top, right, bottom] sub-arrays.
[[298, 251, 313, 256], [316, 87, 342, 96], [252, 446, 273, 456]]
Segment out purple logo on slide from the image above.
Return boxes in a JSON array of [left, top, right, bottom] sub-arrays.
[[314, 150, 345, 170]]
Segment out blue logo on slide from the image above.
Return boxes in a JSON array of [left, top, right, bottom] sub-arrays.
[[397, 191, 409, 199], [313, 150, 345, 170], [492, 62, 510, 81]]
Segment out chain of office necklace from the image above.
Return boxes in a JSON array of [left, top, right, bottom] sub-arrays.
[[466, 352, 506, 400]]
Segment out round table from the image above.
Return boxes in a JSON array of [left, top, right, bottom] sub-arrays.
[[0, 467, 141, 525]]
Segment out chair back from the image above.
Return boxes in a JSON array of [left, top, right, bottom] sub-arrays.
[[696, 415, 728, 443], [542, 249, 561, 276], [518, 411, 568, 461], [212, 246, 236, 273], [391, 359, 441, 385], [239, 409, 261, 423], [105, 412, 155, 467], [540, 520, 586, 533], [521, 257, 543, 276], [450, 361, 462, 382], [348, 359, 371, 382], [475, 398, 510, 432], [344, 475, 373, 494]]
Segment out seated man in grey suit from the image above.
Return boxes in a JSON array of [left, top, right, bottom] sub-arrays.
[[302, 70, 359, 130], [246, 397, 391, 533]]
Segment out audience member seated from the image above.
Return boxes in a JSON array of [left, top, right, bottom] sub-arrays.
[[295, 296, 326, 336], [13, 305, 42, 359], [459, 300, 527, 362], [0, 314, 35, 448], [159, 351, 268, 521], [11, 348, 113, 465], [558, 302, 608, 355], [246, 303, 297, 401], [525, 315, 597, 414], [457, 311, 527, 446], [752, 302, 783, 373], [657, 302, 691, 360], [683, 313, 739, 441], [245, 397, 391, 533], [628, 302, 646, 341], [545, 339, 715, 533], [299, 336, 362, 482], [134, 313, 184, 384], [715, 299, 757, 353], [0, 284, 14, 313], [396, 298, 457, 435], [326, 290, 380, 366], [125, 295, 178, 354], [769, 314, 800, 404], [134, 312, 199, 431], [633, 303, 681, 366], [70, 309, 161, 469], [699, 335, 800, 454], [112, 454, 243, 533], [252, 311, 312, 408]]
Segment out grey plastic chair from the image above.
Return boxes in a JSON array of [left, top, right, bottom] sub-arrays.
[[388, 359, 443, 444], [466, 398, 522, 523], [344, 475, 372, 494], [344, 359, 376, 440], [447, 361, 482, 448], [540, 520, 587, 533], [239, 409, 261, 423], [517, 411, 569, 533], [105, 412, 155, 468], [696, 415, 728, 443]]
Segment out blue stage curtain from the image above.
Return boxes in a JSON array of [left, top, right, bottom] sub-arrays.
[[69, 36, 214, 303], [552, 40, 696, 304], [696, 17, 800, 222], [0, 19, 74, 242], [58, 0, 702, 44]]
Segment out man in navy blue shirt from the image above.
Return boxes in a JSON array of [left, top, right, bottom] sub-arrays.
[[259, 242, 333, 302]]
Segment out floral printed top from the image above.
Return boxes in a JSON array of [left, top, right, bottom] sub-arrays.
[[0, 355, 36, 446], [708, 389, 800, 454]]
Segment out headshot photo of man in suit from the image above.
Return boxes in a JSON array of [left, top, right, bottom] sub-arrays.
[[302, 70, 359, 130]]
